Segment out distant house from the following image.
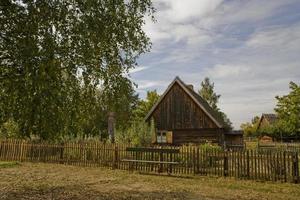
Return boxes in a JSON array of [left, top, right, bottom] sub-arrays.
[[257, 113, 300, 142], [256, 113, 277, 142], [257, 113, 277, 132], [145, 76, 242, 146], [224, 130, 244, 146]]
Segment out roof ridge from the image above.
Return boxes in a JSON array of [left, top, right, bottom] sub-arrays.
[[144, 76, 225, 128], [178, 78, 225, 127]]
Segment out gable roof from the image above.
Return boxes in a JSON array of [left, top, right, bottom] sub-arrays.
[[262, 114, 277, 124], [257, 113, 277, 130], [225, 130, 243, 135], [144, 76, 225, 128]]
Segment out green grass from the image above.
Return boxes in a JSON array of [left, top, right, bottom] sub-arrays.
[[0, 161, 20, 168]]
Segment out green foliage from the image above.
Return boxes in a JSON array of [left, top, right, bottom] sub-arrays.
[[0, 161, 20, 168], [257, 125, 276, 137], [109, 80, 140, 131], [0, 118, 20, 139], [0, 0, 154, 140], [124, 89, 159, 144], [240, 116, 260, 137], [198, 143, 223, 152], [115, 120, 155, 146], [217, 111, 233, 131], [273, 82, 300, 138], [241, 122, 255, 137], [133, 90, 160, 120], [199, 77, 220, 110], [247, 82, 300, 139], [198, 77, 233, 130]]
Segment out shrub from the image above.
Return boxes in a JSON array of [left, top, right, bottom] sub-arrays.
[[115, 120, 155, 146], [198, 143, 223, 152], [0, 118, 20, 139]]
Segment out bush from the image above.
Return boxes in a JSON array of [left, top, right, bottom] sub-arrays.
[[115, 120, 155, 146], [198, 143, 223, 152], [0, 118, 20, 139]]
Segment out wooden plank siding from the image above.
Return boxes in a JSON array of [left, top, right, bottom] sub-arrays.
[[152, 83, 218, 130], [173, 129, 223, 144], [147, 80, 225, 145]]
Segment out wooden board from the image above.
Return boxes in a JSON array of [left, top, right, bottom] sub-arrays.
[[126, 147, 179, 154]]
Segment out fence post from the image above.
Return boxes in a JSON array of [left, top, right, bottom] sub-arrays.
[[223, 151, 228, 177], [60, 142, 64, 164], [159, 150, 163, 173], [0, 140, 2, 160], [151, 151, 154, 171], [247, 150, 250, 179], [283, 151, 287, 182], [292, 152, 299, 183], [196, 147, 200, 174], [193, 147, 196, 175], [30, 143, 33, 162], [113, 145, 118, 170]]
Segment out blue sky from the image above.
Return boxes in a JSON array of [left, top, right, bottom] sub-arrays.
[[129, 0, 300, 129]]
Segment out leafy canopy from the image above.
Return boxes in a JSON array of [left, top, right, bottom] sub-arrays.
[[133, 90, 160, 120], [273, 82, 300, 137], [198, 77, 233, 130], [241, 82, 300, 139], [0, 0, 154, 140], [240, 116, 260, 137], [199, 77, 220, 110]]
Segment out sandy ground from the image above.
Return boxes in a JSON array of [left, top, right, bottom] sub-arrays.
[[0, 162, 299, 200]]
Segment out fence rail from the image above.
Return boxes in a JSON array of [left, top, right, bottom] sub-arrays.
[[258, 142, 300, 153], [0, 139, 299, 183]]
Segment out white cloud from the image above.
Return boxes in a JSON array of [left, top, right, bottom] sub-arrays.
[[138, 0, 300, 129], [144, 0, 223, 46], [129, 66, 149, 74], [205, 64, 251, 79], [135, 80, 168, 90], [143, 17, 171, 42], [161, 0, 223, 23], [246, 25, 300, 50]]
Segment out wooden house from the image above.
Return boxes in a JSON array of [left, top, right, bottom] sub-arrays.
[[145, 76, 229, 145], [257, 113, 277, 142], [224, 130, 244, 145], [257, 113, 300, 142], [257, 113, 277, 132]]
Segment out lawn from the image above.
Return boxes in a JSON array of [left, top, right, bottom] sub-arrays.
[[0, 162, 299, 200]]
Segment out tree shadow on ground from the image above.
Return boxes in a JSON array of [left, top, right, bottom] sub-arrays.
[[1, 184, 201, 200]]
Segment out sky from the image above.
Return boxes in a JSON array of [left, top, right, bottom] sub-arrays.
[[129, 0, 300, 129]]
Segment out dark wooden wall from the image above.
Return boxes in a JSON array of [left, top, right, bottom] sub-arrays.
[[149, 82, 224, 144], [224, 135, 243, 145], [152, 82, 218, 130], [173, 129, 223, 144], [257, 116, 269, 131]]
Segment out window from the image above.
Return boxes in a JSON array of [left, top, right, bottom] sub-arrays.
[[157, 134, 162, 143], [156, 131, 167, 143]]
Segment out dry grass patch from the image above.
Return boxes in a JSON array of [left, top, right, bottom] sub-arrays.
[[0, 162, 299, 200]]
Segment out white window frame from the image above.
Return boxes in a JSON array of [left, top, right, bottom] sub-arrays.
[[157, 131, 167, 143]]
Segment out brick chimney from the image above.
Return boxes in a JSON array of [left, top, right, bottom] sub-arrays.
[[187, 84, 194, 91]]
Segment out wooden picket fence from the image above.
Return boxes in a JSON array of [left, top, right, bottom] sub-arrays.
[[258, 142, 300, 153], [0, 139, 299, 183]]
